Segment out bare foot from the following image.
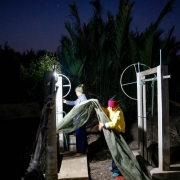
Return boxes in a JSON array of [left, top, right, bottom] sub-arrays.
[[74, 153, 83, 157]]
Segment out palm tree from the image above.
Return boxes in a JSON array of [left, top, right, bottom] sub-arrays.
[[109, 0, 135, 103], [135, 0, 177, 67], [57, 0, 180, 107], [58, 2, 86, 87]]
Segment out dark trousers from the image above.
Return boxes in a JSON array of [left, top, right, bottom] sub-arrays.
[[112, 158, 122, 175], [75, 124, 88, 153]]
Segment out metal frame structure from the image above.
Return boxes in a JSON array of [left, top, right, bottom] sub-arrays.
[[120, 61, 180, 178], [137, 65, 171, 171], [55, 74, 71, 151]]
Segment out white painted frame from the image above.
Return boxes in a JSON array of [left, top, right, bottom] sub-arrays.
[[55, 74, 71, 151], [137, 65, 170, 171]]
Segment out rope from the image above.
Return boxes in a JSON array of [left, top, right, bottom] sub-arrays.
[[23, 69, 57, 180], [23, 160, 45, 180], [32, 93, 56, 153], [41, 95, 55, 118]]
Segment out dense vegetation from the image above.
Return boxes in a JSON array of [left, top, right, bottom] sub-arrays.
[[0, 0, 180, 114]]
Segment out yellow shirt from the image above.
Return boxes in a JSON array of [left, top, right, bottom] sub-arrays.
[[102, 106, 125, 133]]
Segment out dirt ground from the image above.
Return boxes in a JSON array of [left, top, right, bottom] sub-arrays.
[[86, 113, 180, 180]]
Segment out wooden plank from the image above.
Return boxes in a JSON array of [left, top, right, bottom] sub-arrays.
[[140, 67, 157, 77]]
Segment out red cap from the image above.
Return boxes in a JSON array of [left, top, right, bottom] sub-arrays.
[[108, 100, 119, 107]]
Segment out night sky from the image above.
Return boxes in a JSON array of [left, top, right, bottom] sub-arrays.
[[0, 0, 180, 53]]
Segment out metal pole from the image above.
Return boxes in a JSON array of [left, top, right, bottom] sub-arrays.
[[56, 75, 64, 151], [160, 49, 162, 66], [137, 72, 143, 155]]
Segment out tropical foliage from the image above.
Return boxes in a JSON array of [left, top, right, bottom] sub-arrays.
[[20, 52, 61, 104], [0, 0, 180, 114], [57, 0, 180, 115]]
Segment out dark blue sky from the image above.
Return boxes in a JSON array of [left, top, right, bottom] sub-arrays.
[[0, 0, 179, 53]]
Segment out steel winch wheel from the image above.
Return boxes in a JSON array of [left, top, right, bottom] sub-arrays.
[[56, 74, 71, 98], [120, 63, 150, 100]]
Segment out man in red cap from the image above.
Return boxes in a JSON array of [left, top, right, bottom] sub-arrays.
[[99, 96, 125, 179]]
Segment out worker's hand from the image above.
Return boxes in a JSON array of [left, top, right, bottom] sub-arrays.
[[63, 99, 66, 103], [98, 122, 104, 131]]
